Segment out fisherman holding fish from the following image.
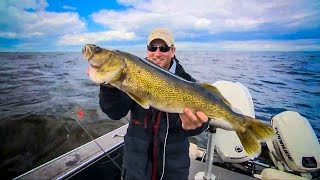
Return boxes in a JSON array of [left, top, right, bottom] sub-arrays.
[[83, 27, 274, 180], [99, 28, 209, 180]]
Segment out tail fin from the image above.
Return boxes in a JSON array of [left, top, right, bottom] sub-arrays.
[[236, 116, 275, 155]]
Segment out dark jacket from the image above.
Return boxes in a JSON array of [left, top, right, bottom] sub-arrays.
[[99, 58, 208, 180]]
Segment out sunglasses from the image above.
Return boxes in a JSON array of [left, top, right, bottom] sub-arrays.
[[147, 45, 172, 52]]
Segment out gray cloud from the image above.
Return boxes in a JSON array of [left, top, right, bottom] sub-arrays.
[[0, 0, 85, 39], [92, 0, 320, 38]]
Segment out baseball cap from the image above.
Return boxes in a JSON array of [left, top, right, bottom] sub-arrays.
[[147, 28, 174, 46]]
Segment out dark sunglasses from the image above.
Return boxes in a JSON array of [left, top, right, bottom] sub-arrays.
[[147, 45, 172, 52]]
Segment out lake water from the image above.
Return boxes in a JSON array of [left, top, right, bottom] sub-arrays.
[[0, 51, 319, 178]]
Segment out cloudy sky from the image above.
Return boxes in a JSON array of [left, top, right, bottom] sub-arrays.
[[1, 0, 320, 52]]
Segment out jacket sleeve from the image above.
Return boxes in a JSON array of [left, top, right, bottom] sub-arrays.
[[182, 120, 209, 137], [99, 85, 133, 120]]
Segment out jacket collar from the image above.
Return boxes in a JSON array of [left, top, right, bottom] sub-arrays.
[[169, 59, 177, 74]]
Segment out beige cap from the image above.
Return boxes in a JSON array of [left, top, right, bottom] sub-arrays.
[[147, 28, 174, 46]]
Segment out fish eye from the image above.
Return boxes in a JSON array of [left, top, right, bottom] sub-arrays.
[[94, 46, 101, 53]]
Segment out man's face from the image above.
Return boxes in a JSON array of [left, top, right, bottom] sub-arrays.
[[146, 39, 176, 70]]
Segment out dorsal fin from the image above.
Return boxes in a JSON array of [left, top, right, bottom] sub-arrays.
[[200, 83, 232, 107]]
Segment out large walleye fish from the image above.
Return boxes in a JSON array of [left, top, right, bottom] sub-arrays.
[[82, 44, 275, 155]]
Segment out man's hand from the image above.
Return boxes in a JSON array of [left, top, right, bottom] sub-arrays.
[[179, 108, 209, 130]]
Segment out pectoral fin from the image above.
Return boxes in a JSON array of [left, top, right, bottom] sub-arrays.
[[127, 93, 150, 109], [200, 83, 232, 107]]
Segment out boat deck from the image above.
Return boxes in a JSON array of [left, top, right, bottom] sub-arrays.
[[15, 124, 258, 180], [189, 159, 257, 180]]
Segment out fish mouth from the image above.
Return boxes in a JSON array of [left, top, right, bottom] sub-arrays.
[[82, 44, 94, 61], [82, 44, 106, 69]]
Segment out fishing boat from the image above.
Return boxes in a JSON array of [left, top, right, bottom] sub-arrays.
[[14, 81, 320, 180]]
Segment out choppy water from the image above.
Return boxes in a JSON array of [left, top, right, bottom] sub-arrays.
[[0, 51, 319, 178]]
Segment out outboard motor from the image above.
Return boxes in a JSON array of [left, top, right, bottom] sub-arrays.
[[196, 81, 259, 180], [212, 81, 257, 163], [266, 111, 320, 174]]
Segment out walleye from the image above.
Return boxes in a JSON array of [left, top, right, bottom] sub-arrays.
[[82, 44, 275, 155]]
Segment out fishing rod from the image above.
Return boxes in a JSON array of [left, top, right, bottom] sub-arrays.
[[73, 108, 123, 177]]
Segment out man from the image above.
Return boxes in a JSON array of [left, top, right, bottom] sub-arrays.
[[99, 28, 209, 180]]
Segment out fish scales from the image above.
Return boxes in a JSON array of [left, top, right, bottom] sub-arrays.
[[122, 54, 209, 113]]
